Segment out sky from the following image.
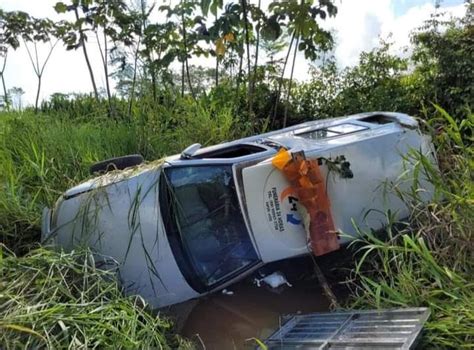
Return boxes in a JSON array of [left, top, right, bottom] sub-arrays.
[[1, 0, 467, 106]]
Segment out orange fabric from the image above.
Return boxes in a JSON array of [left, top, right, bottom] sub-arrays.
[[272, 150, 340, 256], [272, 148, 292, 170]]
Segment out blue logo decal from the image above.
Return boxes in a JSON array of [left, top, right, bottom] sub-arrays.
[[286, 213, 302, 225]]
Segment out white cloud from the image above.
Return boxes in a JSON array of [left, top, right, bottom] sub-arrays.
[[320, 0, 465, 67], [325, 0, 392, 67], [1, 0, 467, 105]]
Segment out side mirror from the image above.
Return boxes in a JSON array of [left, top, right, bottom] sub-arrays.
[[180, 143, 201, 159]]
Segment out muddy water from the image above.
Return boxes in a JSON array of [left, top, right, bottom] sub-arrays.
[[167, 252, 352, 350], [178, 278, 331, 349]]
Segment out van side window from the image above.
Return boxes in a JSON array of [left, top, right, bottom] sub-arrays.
[[296, 123, 368, 140], [195, 144, 266, 159]]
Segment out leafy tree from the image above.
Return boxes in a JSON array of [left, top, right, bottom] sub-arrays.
[[54, 1, 100, 100], [55, 0, 138, 117], [293, 41, 412, 121], [1, 10, 59, 112], [198, 1, 242, 88], [411, 3, 474, 117], [8, 86, 25, 110], [140, 3, 182, 101], [293, 58, 341, 119], [266, 0, 337, 127]]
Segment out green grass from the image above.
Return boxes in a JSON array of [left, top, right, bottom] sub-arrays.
[[0, 246, 191, 349], [347, 107, 473, 348], [0, 100, 472, 348]]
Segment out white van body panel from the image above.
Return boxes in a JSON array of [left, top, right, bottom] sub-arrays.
[[49, 167, 199, 308], [242, 126, 435, 263]]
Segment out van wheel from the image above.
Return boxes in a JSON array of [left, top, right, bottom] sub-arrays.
[[90, 154, 144, 175]]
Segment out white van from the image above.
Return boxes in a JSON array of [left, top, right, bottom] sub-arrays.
[[42, 112, 436, 308]]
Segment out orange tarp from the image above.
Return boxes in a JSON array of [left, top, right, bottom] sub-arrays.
[[272, 149, 340, 256]]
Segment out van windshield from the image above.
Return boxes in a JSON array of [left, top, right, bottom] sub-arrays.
[[161, 165, 258, 289]]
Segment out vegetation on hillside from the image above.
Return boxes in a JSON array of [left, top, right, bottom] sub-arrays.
[[0, 0, 472, 348]]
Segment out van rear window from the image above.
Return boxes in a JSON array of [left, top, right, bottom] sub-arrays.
[[297, 123, 368, 140]]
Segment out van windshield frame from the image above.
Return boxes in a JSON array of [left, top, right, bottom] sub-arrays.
[[160, 164, 259, 292]]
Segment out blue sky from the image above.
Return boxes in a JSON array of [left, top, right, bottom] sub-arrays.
[[1, 0, 467, 106], [393, 0, 463, 16]]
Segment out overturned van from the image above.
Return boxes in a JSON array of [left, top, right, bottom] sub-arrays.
[[41, 112, 436, 308]]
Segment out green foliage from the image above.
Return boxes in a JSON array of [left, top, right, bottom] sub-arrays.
[[347, 108, 474, 348], [293, 41, 415, 121], [411, 4, 474, 115], [54, 0, 137, 48], [0, 9, 56, 48], [269, 0, 335, 60], [291, 4, 473, 125], [0, 246, 190, 349]]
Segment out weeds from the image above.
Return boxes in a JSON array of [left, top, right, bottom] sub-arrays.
[[0, 245, 191, 349]]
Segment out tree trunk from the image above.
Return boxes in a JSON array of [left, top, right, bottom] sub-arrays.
[[251, 0, 261, 96], [241, 0, 254, 120], [151, 66, 157, 102], [241, 0, 251, 86], [24, 40, 57, 114], [1, 75, 7, 106], [185, 58, 194, 98], [254, 1, 261, 70], [271, 32, 295, 127], [140, 0, 157, 102], [236, 49, 243, 92], [96, 29, 113, 117], [34, 75, 41, 113], [215, 57, 219, 87], [75, 7, 99, 100], [1, 52, 8, 106], [103, 30, 112, 106], [283, 35, 300, 128], [128, 37, 141, 120], [181, 6, 195, 99], [181, 60, 185, 97]]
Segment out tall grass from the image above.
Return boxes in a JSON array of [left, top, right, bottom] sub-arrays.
[[348, 107, 473, 348], [0, 245, 190, 349], [1, 97, 472, 348]]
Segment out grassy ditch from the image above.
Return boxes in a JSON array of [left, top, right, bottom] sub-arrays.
[[0, 103, 472, 348], [347, 107, 473, 348], [0, 246, 190, 349]]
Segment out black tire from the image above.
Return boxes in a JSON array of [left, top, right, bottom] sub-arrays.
[[89, 154, 144, 175]]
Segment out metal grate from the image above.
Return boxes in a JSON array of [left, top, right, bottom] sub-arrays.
[[264, 307, 430, 349]]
